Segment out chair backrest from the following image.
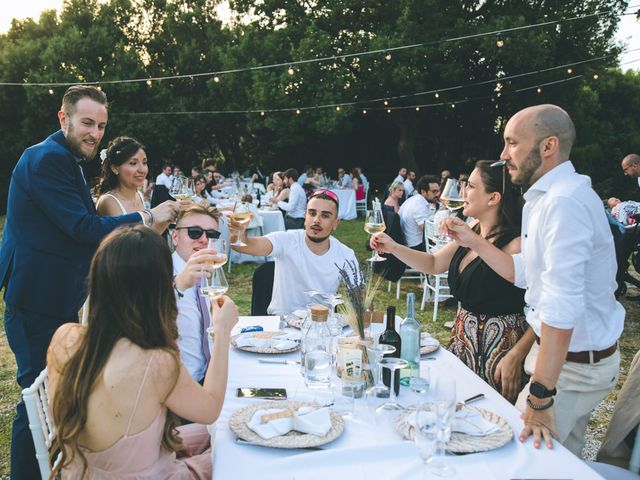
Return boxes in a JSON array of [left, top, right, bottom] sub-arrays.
[[424, 220, 449, 253], [22, 367, 56, 479], [251, 261, 275, 315]]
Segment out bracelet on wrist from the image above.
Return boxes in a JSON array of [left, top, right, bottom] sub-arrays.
[[526, 394, 554, 411], [172, 277, 184, 298], [144, 208, 155, 226]]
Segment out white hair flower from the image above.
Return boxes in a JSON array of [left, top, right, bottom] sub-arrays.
[[99, 149, 108, 163]]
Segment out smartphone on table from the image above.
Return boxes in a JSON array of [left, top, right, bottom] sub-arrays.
[[236, 388, 287, 400]]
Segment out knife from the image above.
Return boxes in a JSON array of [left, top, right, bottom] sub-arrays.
[[258, 359, 300, 365], [456, 393, 485, 411]]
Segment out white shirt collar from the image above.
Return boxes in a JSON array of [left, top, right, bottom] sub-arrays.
[[524, 160, 575, 200]]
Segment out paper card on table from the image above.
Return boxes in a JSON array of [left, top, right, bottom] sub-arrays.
[[452, 408, 500, 436], [247, 407, 332, 440]]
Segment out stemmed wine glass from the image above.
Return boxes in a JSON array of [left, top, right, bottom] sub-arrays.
[[207, 238, 228, 269], [415, 402, 439, 479], [230, 202, 253, 247], [365, 209, 387, 262], [439, 179, 465, 240], [199, 265, 229, 299], [365, 344, 396, 405], [169, 176, 184, 200]]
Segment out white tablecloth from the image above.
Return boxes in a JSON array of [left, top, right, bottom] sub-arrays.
[[329, 188, 357, 220], [212, 316, 603, 480]]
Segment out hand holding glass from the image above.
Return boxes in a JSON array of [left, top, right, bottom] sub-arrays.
[[230, 203, 252, 247], [207, 238, 227, 269], [199, 265, 228, 299]]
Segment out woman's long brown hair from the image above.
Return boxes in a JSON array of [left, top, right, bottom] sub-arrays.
[[50, 225, 183, 478]]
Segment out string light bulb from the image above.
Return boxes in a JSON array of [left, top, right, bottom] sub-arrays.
[[213, 76, 220, 83], [567, 68, 573, 74], [287, 66, 295, 75], [537, 87, 542, 93], [48, 89, 54, 95], [496, 34, 505, 48], [434, 92, 440, 99], [260, 111, 265, 116], [593, 74, 599, 80], [384, 99, 389, 106], [336, 106, 341, 112], [451, 104, 456, 108], [296, 108, 301, 114], [146, 79, 152, 86], [384, 51, 392, 61], [415, 107, 420, 111], [362, 109, 367, 114], [387, 108, 391, 113]]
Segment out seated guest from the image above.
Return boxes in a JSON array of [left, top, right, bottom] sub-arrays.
[[229, 190, 358, 314], [271, 168, 306, 229], [354, 166, 369, 191], [372, 161, 532, 402], [337, 167, 352, 187], [263, 171, 287, 205], [352, 168, 365, 200], [384, 181, 405, 213], [398, 175, 440, 250], [191, 166, 204, 178], [608, 197, 640, 226], [47, 225, 238, 478], [96, 136, 170, 233], [393, 167, 407, 183], [156, 163, 174, 189], [404, 171, 417, 197], [193, 174, 211, 206], [172, 205, 226, 382]]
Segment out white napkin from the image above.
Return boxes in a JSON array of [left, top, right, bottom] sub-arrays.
[[292, 309, 307, 319], [247, 407, 332, 440], [235, 333, 297, 351], [452, 408, 499, 436], [420, 332, 439, 348]]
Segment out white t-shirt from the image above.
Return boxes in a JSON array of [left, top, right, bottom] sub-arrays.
[[399, 194, 437, 247], [265, 230, 359, 314]]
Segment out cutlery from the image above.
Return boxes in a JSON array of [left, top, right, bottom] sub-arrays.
[[235, 438, 323, 450], [278, 314, 287, 330], [258, 359, 300, 365], [456, 393, 485, 411]]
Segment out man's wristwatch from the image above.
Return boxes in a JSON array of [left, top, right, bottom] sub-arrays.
[[529, 381, 556, 399]]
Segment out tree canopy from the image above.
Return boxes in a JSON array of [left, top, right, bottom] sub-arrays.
[[1, 0, 639, 212]]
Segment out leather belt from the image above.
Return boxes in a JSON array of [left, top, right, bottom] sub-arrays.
[[534, 335, 618, 364]]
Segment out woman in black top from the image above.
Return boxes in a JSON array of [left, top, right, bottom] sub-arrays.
[[371, 160, 534, 402]]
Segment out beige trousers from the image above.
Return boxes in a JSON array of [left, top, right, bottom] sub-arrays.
[[516, 342, 620, 456]]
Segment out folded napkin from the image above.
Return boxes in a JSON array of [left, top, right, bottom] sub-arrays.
[[420, 333, 439, 348], [247, 407, 332, 440], [452, 408, 499, 436], [292, 309, 307, 319], [235, 333, 297, 351]]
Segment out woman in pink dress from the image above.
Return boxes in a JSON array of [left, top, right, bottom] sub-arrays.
[[47, 225, 238, 479], [351, 169, 365, 201]]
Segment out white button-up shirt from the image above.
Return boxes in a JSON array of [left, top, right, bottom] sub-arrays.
[[512, 161, 624, 352], [398, 194, 437, 247], [278, 181, 307, 219]]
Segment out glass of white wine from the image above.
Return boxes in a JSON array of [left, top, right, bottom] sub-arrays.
[[365, 209, 387, 262], [169, 176, 183, 199], [207, 238, 228, 269], [199, 265, 229, 299], [439, 179, 465, 240], [230, 202, 253, 247]]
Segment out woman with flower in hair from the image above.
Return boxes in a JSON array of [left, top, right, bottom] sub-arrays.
[[96, 137, 169, 232]]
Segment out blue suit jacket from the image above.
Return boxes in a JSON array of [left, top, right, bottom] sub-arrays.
[[0, 130, 142, 319]]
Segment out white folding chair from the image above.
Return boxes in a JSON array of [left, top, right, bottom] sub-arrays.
[[355, 184, 369, 217], [421, 220, 453, 321], [22, 367, 60, 479]]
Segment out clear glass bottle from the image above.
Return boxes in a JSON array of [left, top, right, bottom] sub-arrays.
[[400, 293, 420, 385], [303, 305, 332, 388]]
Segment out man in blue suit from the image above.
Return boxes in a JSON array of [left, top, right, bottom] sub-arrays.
[[0, 85, 178, 478]]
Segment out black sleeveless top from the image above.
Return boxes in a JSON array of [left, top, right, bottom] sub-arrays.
[[447, 231, 525, 316]]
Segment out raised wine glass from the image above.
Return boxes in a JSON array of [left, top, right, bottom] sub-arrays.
[[199, 265, 228, 299], [365, 209, 387, 262], [230, 202, 253, 247], [207, 238, 228, 269], [169, 176, 184, 200], [439, 179, 464, 240]]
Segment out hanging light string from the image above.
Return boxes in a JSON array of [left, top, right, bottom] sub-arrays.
[[0, 6, 634, 88], [115, 50, 631, 116]]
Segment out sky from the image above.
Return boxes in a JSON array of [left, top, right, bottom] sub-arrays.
[[0, 1, 638, 70]]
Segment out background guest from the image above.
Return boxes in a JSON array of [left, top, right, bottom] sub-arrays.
[[384, 180, 405, 213]]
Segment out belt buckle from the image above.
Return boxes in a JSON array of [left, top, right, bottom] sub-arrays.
[[589, 350, 595, 364]]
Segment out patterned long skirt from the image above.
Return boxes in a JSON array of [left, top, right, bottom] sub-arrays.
[[447, 306, 529, 394]]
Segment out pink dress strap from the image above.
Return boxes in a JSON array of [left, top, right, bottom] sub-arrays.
[[124, 352, 155, 436]]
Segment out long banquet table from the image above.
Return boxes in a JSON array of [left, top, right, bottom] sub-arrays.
[[212, 316, 603, 479]]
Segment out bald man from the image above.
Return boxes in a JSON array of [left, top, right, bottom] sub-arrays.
[[444, 104, 623, 455], [621, 153, 640, 189]]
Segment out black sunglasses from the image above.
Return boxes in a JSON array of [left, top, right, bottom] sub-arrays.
[[175, 226, 221, 240]]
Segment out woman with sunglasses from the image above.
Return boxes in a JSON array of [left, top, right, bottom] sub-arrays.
[[371, 160, 534, 402], [47, 224, 238, 478], [96, 136, 172, 233]]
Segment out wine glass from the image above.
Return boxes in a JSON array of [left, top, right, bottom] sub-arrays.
[[184, 178, 196, 201], [429, 377, 457, 477], [365, 343, 396, 427], [439, 179, 465, 240], [365, 209, 387, 262], [169, 176, 184, 199], [415, 402, 439, 478], [207, 238, 228, 269], [199, 265, 229, 299], [230, 202, 253, 247]]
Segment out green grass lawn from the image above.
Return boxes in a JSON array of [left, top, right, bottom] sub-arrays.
[[0, 215, 637, 475]]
